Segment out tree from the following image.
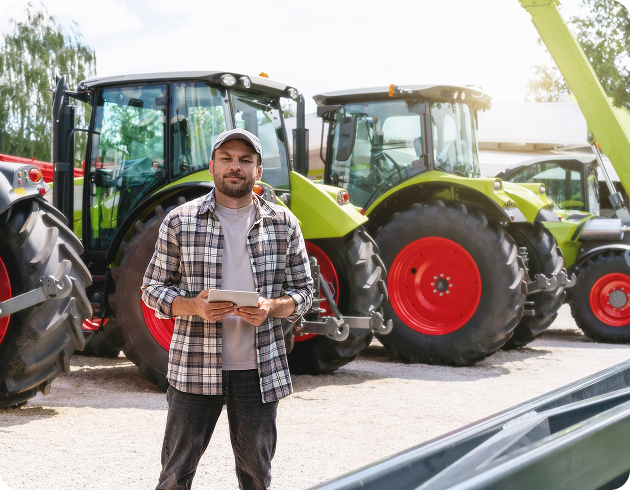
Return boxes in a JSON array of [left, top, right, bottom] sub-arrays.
[[524, 0, 630, 108], [0, 3, 96, 162]]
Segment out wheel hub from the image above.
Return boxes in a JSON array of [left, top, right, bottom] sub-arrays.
[[609, 290, 628, 309], [389, 237, 481, 335], [589, 273, 630, 327], [435, 277, 450, 292]]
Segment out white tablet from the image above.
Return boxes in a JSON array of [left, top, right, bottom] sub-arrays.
[[206, 289, 260, 308]]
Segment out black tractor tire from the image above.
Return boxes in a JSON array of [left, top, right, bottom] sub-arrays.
[[374, 200, 525, 366], [503, 223, 566, 348], [570, 251, 630, 343], [81, 325, 122, 358], [108, 203, 178, 390], [0, 199, 92, 407], [288, 228, 387, 374]]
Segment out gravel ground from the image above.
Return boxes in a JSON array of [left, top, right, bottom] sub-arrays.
[[1, 304, 629, 490]]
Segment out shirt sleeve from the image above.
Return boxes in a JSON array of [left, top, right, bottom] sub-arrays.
[[282, 217, 314, 323], [141, 213, 188, 319]]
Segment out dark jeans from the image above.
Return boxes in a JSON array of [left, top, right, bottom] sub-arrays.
[[156, 370, 278, 490]]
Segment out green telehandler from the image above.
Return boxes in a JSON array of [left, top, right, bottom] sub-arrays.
[[0, 71, 390, 405]]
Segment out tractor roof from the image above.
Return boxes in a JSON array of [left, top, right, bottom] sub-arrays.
[[313, 84, 492, 110], [77, 71, 293, 97]]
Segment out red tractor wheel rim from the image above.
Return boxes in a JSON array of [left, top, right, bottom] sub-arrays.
[[297, 242, 340, 342], [141, 294, 175, 350], [389, 237, 482, 335], [82, 318, 108, 332], [589, 273, 630, 327], [0, 257, 11, 345]]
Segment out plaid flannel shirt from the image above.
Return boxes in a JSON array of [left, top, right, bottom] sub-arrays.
[[141, 189, 313, 403]]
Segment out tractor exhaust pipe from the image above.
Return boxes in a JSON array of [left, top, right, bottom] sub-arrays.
[[579, 218, 628, 241], [292, 93, 309, 177]]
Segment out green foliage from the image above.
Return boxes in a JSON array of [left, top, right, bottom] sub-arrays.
[[282, 101, 296, 119], [571, 0, 630, 109], [0, 3, 96, 162], [524, 64, 570, 102], [524, 0, 630, 108]]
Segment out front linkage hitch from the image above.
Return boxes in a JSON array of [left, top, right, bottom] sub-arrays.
[[293, 257, 392, 341], [517, 247, 577, 316]]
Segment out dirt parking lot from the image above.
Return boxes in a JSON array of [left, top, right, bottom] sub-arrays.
[[1, 304, 629, 490]]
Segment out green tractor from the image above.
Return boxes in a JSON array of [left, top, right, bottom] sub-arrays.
[[312, 84, 576, 365], [497, 153, 630, 343], [0, 71, 390, 405]]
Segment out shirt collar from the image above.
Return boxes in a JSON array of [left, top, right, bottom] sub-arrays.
[[198, 188, 276, 221]]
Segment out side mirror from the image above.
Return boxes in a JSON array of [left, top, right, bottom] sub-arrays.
[[51, 75, 67, 122], [335, 117, 357, 162], [316, 104, 342, 121]]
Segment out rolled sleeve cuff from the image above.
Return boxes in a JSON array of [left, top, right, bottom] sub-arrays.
[[142, 286, 187, 319], [284, 287, 313, 323]]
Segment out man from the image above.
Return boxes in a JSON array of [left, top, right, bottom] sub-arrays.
[[141, 128, 313, 490]]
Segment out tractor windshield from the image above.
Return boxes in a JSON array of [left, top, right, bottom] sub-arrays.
[[431, 102, 480, 178], [231, 91, 290, 190], [88, 84, 168, 250], [328, 100, 426, 209]]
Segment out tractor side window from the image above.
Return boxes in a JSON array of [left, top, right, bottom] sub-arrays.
[[231, 91, 289, 190], [328, 100, 426, 210], [171, 83, 227, 179], [505, 160, 586, 211], [431, 102, 480, 178], [88, 84, 167, 251]]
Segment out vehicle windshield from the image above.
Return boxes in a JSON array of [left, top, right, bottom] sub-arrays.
[[170, 83, 227, 179], [231, 91, 289, 189], [88, 84, 167, 250], [431, 102, 480, 178], [328, 100, 426, 209], [504, 159, 589, 212]]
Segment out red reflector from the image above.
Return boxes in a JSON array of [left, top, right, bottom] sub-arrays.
[[29, 168, 42, 182], [360, 208, 366, 216], [38, 186, 46, 196], [253, 184, 264, 196]]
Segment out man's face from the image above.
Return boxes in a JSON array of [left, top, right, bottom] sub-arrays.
[[209, 139, 263, 198]]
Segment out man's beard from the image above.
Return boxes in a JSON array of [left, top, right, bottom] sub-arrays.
[[216, 171, 256, 198]]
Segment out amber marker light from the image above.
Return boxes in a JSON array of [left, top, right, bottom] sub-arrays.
[[388, 84, 396, 97], [259, 72, 269, 78], [29, 167, 42, 183], [253, 184, 264, 196]]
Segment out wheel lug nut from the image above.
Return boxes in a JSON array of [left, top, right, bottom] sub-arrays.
[[433, 289, 437, 293], [449, 284, 453, 287], [446, 290, 450, 294], [431, 282, 435, 286], [439, 292, 443, 296], [446, 277, 450, 280], [440, 274, 444, 277], [434, 276, 438, 280]]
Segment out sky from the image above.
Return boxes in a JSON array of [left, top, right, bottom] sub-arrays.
[[0, 0, 623, 112]]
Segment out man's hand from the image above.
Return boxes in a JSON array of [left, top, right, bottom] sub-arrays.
[[234, 295, 295, 326], [172, 289, 236, 322]]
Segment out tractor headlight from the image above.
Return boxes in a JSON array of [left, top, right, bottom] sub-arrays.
[[239, 76, 251, 89], [287, 87, 299, 100], [539, 184, 546, 195], [494, 179, 502, 191], [220, 74, 237, 87]]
